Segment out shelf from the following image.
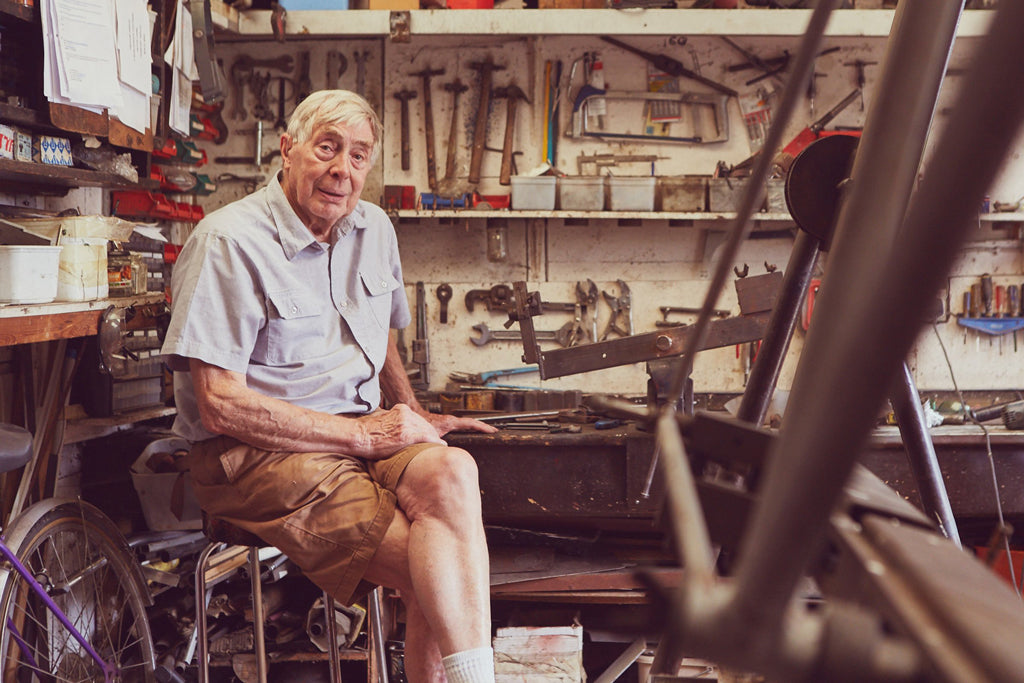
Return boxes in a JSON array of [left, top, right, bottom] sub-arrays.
[[64, 405, 176, 445], [229, 8, 995, 39], [0, 102, 54, 131], [980, 212, 1024, 222], [0, 0, 35, 24], [0, 158, 159, 194], [0, 293, 166, 346], [393, 209, 795, 223]]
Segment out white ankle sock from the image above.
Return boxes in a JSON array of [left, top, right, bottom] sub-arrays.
[[441, 646, 495, 683]]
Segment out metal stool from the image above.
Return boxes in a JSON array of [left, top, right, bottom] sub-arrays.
[[194, 516, 390, 683]]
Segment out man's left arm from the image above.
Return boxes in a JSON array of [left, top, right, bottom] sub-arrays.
[[380, 330, 497, 437]]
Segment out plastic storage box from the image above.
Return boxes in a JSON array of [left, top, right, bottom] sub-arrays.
[[511, 176, 557, 210], [0, 245, 62, 304], [558, 176, 605, 211], [608, 176, 656, 211], [659, 176, 707, 212]]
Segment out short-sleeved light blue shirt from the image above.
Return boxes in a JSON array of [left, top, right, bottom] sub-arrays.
[[161, 174, 411, 442]]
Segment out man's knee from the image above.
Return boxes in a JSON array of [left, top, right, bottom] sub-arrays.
[[400, 446, 482, 519]]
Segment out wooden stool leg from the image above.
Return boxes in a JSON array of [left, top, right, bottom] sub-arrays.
[[249, 547, 269, 683]]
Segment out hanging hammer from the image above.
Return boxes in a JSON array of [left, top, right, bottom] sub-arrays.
[[468, 57, 506, 185], [392, 89, 417, 171], [494, 84, 529, 186], [441, 78, 469, 182], [410, 66, 445, 191]]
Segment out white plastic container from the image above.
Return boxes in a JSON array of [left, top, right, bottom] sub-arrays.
[[608, 176, 656, 211], [558, 176, 605, 211], [510, 176, 556, 210], [0, 245, 63, 304], [57, 237, 108, 301]]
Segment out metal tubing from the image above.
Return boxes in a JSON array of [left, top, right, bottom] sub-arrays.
[[736, 231, 820, 426], [369, 588, 391, 683], [889, 362, 962, 547], [249, 548, 268, 683], [323, 592, 343, 683], [195, 543, 218, 683], [667, 0, 841, 403], [730, 0, 967, 634]]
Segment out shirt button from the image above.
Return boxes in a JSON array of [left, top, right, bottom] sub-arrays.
[[291, 305, 297, 314], [340, 300, 348, 308], [380, 280, 387, 287]]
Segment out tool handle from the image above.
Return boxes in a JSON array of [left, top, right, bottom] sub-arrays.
[[500, 100, 516, 186], [981, 274, 994, 316], [422, 87, 438, 190], [995, 285, 1005, 318], [1009, 285, 1020, 317], [970, 283, 982, 317], [400, 102, 411, 171]]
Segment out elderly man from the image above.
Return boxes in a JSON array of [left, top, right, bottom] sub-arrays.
[[162, 90, 497, 683]]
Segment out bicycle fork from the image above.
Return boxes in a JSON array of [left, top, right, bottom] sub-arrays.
[[0, 540, 117, 683]]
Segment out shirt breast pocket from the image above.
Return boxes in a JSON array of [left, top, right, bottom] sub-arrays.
[[265, 289, 324, 363], [359, 271, 398, 328]]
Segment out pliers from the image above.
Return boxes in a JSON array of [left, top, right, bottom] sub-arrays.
[[600, 279, 633, 340]]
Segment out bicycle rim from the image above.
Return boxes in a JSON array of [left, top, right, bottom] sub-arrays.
[[0, 499, 156, 683]]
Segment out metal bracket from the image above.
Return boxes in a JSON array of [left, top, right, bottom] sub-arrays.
[[389, 10, 411, 43]]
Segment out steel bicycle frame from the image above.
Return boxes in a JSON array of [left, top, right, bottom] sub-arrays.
[[0, 538, 116, 682], [653, 1, 1024, 679], [514, 0, 1024, 680]]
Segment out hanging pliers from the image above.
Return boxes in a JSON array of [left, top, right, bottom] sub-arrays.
[[600, 279, 633, 340]]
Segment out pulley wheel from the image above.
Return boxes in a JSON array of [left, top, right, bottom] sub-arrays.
[[784, 133, 859, 251]]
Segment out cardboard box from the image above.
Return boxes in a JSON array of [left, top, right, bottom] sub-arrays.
[[494, 625, 583, 682], [0, 124, 15, 160]]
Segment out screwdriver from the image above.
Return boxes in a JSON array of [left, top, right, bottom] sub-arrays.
[[1009, 285, 1020, 352], [981, 273, 994, 316], [962, 290, 972, 344]]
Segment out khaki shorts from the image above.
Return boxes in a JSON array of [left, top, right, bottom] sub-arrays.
[[187, 436, 436, 605]]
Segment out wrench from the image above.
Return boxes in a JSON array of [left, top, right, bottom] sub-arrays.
[[471, 322, 573, 347], [327, 50, 348, 89], [354, 50, 370, 98]]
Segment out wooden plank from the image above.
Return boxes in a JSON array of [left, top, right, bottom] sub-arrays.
[[108, 117, 153, 152], [49, 102, 108, 137], [0, 309, 103, 346]]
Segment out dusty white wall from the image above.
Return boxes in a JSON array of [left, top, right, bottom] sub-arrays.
[[193, 29, 1022, 399]]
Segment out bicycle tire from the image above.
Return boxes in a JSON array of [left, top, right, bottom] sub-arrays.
[[0, 498, 156, 682]]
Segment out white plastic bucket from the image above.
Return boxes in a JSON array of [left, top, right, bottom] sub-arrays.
[[0, 245, 63, 304]]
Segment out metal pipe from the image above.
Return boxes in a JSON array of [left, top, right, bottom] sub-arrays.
[[889, 361, 962, 547], [730, 0, 965, 635], [666, 0, 841, 404], [736, 231, 820, 426]]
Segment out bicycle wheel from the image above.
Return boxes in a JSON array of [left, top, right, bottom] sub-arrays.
[[0, 499, 156, 682]]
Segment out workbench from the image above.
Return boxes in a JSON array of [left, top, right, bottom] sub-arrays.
[[450, 420, 1024, 546]]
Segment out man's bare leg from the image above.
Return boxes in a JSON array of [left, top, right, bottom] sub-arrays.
[[364, 445, 492, 681]]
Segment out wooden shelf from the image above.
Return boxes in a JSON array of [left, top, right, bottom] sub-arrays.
[[227, 8, 995, 39], [0, 293, 166, 346], [0, 158, 158, 193], [393, 209, 795, 223], [0, 0, 35, 24], [64, 405, 176, 445]]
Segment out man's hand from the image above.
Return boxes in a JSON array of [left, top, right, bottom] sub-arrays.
[[422, 412, 499, 437], [356, 404, 447, 458]]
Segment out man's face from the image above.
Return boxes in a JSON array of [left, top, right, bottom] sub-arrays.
[[280, 119, 375, 238]]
